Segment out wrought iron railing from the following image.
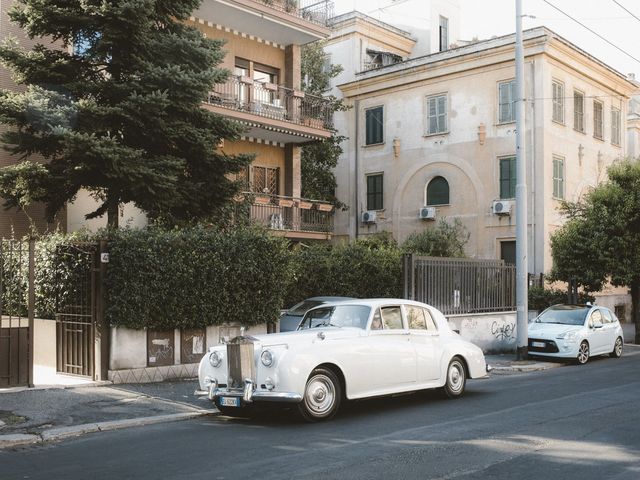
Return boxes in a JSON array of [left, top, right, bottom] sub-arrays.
[[403, 255, 517, 315], [251, 0, 334, 27], [235, 193, 334, 234], [207, 75, 333, 130]]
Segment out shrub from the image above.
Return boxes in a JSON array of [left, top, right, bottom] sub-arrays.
[[285, 239, 403, 306], [105, 226, 294, 329], [528, 286, 595, 312], [401, 218, 469, 257]]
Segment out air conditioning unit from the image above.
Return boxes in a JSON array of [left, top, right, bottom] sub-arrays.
[[418, 207, 436, 220], [492, 200, 514, 215], [361, 210, 378, 223]]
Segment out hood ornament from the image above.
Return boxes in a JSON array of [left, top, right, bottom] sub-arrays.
[[317, 331, 326, 340]]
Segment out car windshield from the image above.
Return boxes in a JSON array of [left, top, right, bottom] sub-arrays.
[[288, 300, 324, 316], [298, 305, 371, 330], [535, 305, 589, 325]]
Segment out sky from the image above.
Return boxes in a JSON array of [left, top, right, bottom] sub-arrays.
[[332, 0, 640, 78]]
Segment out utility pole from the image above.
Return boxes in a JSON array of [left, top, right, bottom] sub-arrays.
[[515, 0, 528, 360]]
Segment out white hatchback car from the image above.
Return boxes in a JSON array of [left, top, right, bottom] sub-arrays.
[[196, 299, 489, 422], [528, 304, 624, 364]]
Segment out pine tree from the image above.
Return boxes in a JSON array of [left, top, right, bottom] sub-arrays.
[[0, 0, 252, 228]]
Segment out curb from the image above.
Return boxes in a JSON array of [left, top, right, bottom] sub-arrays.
[[490, 362, 562, 373], [0, 411, 211, 449]]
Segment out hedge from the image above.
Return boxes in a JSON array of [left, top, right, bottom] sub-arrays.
[[285, 240, 403, 306], [104, 226, 294, 329]]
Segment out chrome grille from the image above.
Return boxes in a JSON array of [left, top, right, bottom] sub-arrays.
[[226, 338, 256, 389]]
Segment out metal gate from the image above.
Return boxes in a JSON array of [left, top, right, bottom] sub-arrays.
[[403, 254, 516, 315], [55, 243, 99, 378], [0, 240, 32, 388]]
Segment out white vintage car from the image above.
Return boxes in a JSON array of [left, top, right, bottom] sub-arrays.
[[196, 299, 490, 421]]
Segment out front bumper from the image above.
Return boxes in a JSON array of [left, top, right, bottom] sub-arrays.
[[528, 337, 579, 358], [195, 379, 302, 404]]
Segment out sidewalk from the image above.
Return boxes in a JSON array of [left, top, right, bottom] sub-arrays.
[[485, 354, 564, 374], [0, 380, 212, 449]]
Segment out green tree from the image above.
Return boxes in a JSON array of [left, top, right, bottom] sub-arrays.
[[550, 159, 640, 342], [401, 218, 470, 257], [300, 41, 348, 209], [0, 0, 251, 228]]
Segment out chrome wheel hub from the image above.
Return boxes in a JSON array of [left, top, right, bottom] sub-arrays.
[[305, 374, 335, 415], [448, 363, 464, 392]]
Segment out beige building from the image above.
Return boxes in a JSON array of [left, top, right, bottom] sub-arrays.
[[2, 0, 336, 239], [70, 0, 337, 238], [330, 22, 637, 275]]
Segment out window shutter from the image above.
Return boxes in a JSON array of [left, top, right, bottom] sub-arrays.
[[437, 95, 447, 132]]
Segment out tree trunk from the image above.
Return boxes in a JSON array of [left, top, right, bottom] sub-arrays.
[[632, 280, 640, 344], [107, 202, 119, 229]]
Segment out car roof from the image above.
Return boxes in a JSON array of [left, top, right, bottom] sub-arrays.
[[308, 298, 435, 309], [307, 296, 355, 302]]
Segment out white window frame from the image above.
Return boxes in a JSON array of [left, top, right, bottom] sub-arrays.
[[552, 80, 565, 124], [552, 155, 565, 200], [573, 90, 585, 133], [426, 93, 448, 135], [611, 106, 621, 146], [498, 79, 516, 124]]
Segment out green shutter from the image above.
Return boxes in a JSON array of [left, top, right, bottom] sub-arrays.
[[367, 174, 383, 210], [366, 107, 384, 145], [500, 157, 516, 199]]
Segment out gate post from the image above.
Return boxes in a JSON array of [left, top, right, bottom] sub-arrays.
[[402, 253, 414, 300], [28, 239, 35, 388], [96, 240, 110, 381]]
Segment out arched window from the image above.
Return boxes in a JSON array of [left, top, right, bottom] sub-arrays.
[[426, 176, 450, 205]]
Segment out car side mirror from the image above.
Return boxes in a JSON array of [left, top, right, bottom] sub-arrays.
[[592, 321, 603, 329]]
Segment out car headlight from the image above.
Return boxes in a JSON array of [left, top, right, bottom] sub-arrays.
[[209, 351, 223, 368], [556, 330, 579, 342], [261, 349, 274, 367]]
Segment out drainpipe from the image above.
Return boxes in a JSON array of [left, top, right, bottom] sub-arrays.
[[354, 98, 360, 239]]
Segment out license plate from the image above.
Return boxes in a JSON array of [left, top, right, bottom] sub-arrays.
[[219, 396, 240, 407], [532, 341, 546, 348]]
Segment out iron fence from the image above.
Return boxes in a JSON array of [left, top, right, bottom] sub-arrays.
[[235, 193, 334, 233], [252, 0, 335, 26], [403, 254, 516, 315], [207, 75, 333, 130]]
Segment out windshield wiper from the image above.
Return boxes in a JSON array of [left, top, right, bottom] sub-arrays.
[[314, 322, 341, 328]]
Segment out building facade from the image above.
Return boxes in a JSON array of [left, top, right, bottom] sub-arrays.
[[2, 0, 336, 239], [332, 24, 637, 275]]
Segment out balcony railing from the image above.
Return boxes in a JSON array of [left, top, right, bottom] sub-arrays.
[[207, 75, 333, 130], [235, 193, 334, 234], [251, 0, 334, 27]]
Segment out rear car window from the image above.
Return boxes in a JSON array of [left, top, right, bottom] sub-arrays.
[[288, 300, 323, 316]]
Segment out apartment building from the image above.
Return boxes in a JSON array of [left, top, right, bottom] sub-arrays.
[[185, 0, 336, 240], [330, 21, 637, 275], [1, 0, 336, 239]]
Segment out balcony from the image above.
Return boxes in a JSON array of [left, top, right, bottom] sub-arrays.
[[204, 75, 333, 143], [235, 193, 334, 240], [195, 0, 333, 46]]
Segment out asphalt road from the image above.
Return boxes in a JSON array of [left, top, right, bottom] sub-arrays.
[[3, 347, 640, 480]]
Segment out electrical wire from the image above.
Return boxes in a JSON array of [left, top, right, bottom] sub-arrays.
[[542, 0, 640, 66], [611, 0, 640, 24]]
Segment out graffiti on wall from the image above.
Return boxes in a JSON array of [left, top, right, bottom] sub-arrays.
[[491, 321, 515, 341]]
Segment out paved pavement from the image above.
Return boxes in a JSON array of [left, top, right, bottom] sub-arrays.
[[0, 346, 634, 449]]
